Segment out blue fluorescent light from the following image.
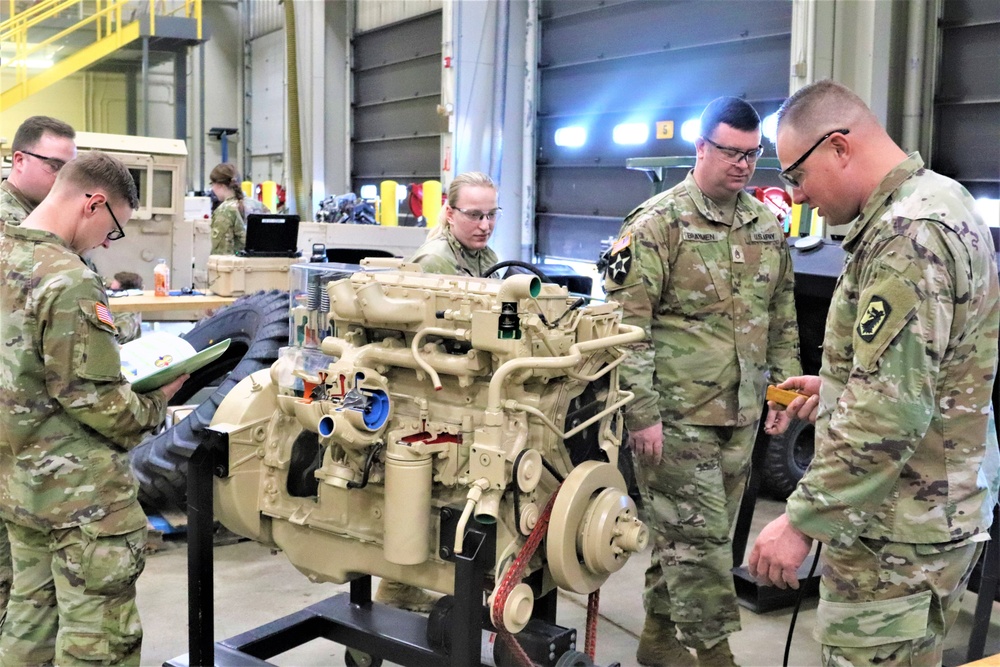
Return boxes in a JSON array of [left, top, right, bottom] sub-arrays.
[[680, 119, 701, 143], [613, 123, 649, 145], [554, 126, 587, 148]]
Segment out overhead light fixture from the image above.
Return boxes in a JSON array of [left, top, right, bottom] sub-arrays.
[[359, 184, 377, 199], [680, 119, 701, 143], [612, 122, 648, 146], [554, 126, 587, 148], [8, 57, 54, 69], [975, 198, 999, 228], [762, 113, 779, 144]]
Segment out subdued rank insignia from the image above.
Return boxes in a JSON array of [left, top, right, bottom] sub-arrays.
[[732, 245, 745, 263], [857, 296, 891, 342], [607, 234, 633, 285]]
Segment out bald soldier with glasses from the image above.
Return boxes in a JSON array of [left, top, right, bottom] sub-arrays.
[[605, 96, 801, 667]]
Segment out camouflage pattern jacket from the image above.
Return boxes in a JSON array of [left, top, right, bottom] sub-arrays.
[[605, 171, 801, 429], [786, 154, 1000, 547], [409, 224, 499, 277], [0, 180, 34, 227], [210, 196, 246, 255], [0, 223, 168, 531]]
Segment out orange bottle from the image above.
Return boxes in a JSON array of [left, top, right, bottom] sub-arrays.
[[154, 259, 170, 297]]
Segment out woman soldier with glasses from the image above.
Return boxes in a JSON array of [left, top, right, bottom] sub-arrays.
[[408, 171, 501, 278]]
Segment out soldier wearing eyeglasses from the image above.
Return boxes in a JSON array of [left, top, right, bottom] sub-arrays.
[[0, 115, 77, 634], [604, 97, 801, 667], [1, 116, 76, 227], [750, 79, 1000, 667], [409, 171, 501, 277], [0, 152, 188, 665]]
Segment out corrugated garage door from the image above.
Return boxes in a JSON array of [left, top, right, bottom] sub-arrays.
[[352, 10, 444, 197], [933, 0, 999, 200], [536, 0, 792, 263]]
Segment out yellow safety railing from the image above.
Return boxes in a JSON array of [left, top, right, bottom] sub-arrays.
[[1, 0, 201, 110]]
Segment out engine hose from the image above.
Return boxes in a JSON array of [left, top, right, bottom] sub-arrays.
[[346, 443, 383, 490], [783, 542, 822, 667], [482, 260, 554, 282]]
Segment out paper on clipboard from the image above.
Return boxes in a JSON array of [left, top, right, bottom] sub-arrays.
[[120, 331, 231, 393]]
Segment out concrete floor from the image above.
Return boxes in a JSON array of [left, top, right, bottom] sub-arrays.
[[137, 498, 1000, 667]]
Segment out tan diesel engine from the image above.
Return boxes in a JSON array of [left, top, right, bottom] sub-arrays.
[[209, 263, 647, 641]]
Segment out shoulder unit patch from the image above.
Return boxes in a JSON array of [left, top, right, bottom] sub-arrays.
[[857, 296, 892, 343]]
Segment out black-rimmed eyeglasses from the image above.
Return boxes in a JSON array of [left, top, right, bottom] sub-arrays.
[[20, 150, 67, 174], [778, 129, 850, 188], [85, 193, 125, 241], [454, 207, 502, 222], [701, 136, 764, 166]]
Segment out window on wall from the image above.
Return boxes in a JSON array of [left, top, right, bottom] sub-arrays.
[[535, 0, 792, 264]]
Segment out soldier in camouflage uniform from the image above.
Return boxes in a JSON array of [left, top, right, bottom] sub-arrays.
[[209, 163, 248, 255], [0, 115, 77, 628], [749, 80, 1000, 667], [605, 98, 801, 667], [0, 152, 188, 665], [409, 171, 500, 277]]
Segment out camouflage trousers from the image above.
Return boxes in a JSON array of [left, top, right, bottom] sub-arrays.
[[0, 513, 147, 666], [639, 420, 757, 649], [817, 536, 984, 666]]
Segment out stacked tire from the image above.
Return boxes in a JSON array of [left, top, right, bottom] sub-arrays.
[[130, 290, 289, 510]]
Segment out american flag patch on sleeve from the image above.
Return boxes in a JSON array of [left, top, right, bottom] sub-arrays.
[[94, 302, 116, 328]]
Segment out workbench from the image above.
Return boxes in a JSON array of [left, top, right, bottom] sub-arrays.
[[107, 291, 236, 320]]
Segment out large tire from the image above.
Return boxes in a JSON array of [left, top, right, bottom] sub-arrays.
[[760, 418, 814, 500], [130, 290, 289, 510]]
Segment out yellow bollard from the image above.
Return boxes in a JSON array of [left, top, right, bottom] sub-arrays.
[[789, 204, 803, 237], [809, 208, 824, 237], [380, 180, 399, 226], [261, 181, 278, 212], [422, 180, 442, 228], [241, 181, 254, 198]]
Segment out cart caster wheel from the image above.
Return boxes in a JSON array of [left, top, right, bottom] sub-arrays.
[[555, 649, 596, 666], [345, 647, 383, 667]]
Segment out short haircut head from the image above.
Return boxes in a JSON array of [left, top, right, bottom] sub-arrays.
[[58, 151, 139, 209], [12, 116, 75, 152], [700, 97, 761, 139], [777, 79, 879, 134]]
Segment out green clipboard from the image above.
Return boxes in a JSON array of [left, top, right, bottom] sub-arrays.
[[132, 338, 231, 393]]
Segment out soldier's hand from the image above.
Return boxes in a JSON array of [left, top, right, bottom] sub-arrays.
[[774, 375, 821, 424], [158, 374, 190, 402], [763, 405, 793, 435], [628, 422, 663, 466], [748, 513, 813, 590]]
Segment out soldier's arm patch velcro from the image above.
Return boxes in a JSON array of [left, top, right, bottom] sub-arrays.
[[606, 232, 633, 285], [853, 277, 919, 372]]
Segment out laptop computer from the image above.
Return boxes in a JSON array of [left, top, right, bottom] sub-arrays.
[[238, 213, 302, 258]]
